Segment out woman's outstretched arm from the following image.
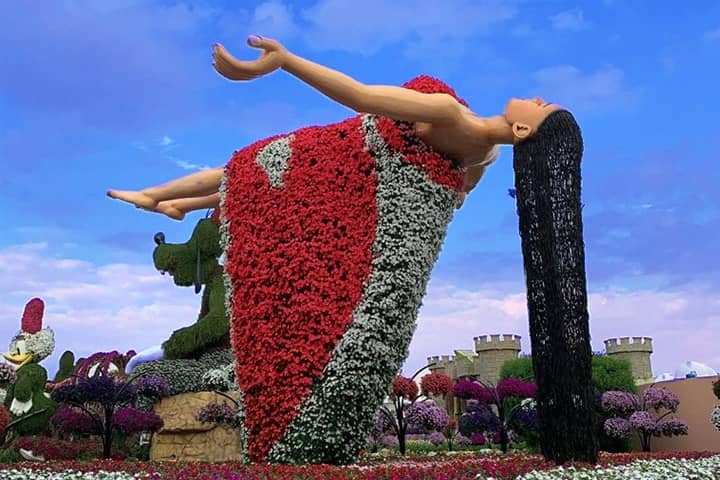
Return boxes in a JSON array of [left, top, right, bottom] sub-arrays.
[[213, 36, 462, 125]]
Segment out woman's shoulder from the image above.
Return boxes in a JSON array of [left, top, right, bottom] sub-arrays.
[[402, 75, 468, 107]]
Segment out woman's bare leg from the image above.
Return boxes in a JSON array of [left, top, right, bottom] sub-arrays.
[[155, 194, 221, 221], [107, 167, 224, 211]]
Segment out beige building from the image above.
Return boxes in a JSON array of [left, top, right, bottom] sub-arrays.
[[429, 334, 654, 386]]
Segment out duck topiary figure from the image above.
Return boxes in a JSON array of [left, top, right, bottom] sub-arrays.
[[3, 298, 58, 437]]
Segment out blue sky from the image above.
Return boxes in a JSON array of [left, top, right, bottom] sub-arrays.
[[1, 0, 718, 381]]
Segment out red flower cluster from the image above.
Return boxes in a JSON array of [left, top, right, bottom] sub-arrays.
[[21, 297, 44, 334], [392, 375, 419, 399], [420, 371, 454, 397], [223, 119, 378, 461], [222, 76, 469, 462]]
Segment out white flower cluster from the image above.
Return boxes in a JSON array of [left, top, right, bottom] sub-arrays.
[[477, 455, 720, 480], [219, 164, 248, 460], [711, 405, 720, 431], [268, 115, 458, 464], [201, 362, 236, 391], [0, 469, 150, 480]]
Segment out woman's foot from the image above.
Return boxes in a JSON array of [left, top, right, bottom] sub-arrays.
[[107, 190, 158, 210], [156, 201, 186, 221]]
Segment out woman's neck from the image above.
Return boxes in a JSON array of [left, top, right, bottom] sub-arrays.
[[477, 115, 515, 145]]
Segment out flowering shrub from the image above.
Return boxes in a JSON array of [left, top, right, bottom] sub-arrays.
[[455, 433, 472, 446], [74, 351, 135, 380], [220, 76, 465, 463], [201, 363, 236, 391], [405, 401, 449, 433], [196, 401, 242, 429], [112, 407, 163, 435], [454, 378, 537, 453], [0, 363, 17, 387], [13, 436, 106, 461], [0, 404, 10, 436], [428, 431, 446, 446], [134, 376, 170, 400], [50, 405, 101, 435], [0, 451, 717, 479], [419, 372, 453, 397], [131, 349, 234, 398], [391, 376, 419, 400], [601, 386, 688, 451], [601, 390, 640, 416]]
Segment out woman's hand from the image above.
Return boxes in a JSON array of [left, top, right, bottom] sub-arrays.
[[212, 35, 288, 81]]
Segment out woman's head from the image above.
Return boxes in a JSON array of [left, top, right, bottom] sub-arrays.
[[504, 97, 561, 142]]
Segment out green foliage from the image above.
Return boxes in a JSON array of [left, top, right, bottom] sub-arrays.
[[500, 354, 636, 394], [500, 355, 534, 382], [162, 271, 228, 360], [3, 364, 57, 436], [53, 350, 76, 383], [132, 349, 235, 401], [712, 378, 720, 400], [591, 356, 637, 394], [153, 218, 230, 360], [0, 445, 21, 463]]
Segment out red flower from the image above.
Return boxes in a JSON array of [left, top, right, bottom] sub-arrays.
[[391, 376, 419, 399], [420, 371, 454, 397]]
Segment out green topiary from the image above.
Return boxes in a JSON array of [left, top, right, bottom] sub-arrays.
[[53, 350, 75, 383], [3, 364, 58, 436], [501, 354, 636, 394], [153, 217, 229, 360]]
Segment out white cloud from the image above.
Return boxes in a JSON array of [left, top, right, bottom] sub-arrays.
[[159, 135, 174, 147], [549, 8, 589, 31], [406, 280, 720, 379], [298, 0, 518, 55], [530, 64, 640, 112], [171, 157, 212, 171], [2, 243, 716, 386]]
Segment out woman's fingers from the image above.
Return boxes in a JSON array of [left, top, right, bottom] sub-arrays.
[[212, 40, 282, 81]]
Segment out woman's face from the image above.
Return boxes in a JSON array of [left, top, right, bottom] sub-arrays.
[[504, 97, 559, 123]]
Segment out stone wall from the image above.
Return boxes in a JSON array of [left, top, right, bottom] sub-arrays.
[[150, 391, 243, 463]]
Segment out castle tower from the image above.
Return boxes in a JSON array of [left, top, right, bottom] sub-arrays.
[[473, 334, 522, 386], [604, 337, 653, 383], [427, 354, 457, 379]]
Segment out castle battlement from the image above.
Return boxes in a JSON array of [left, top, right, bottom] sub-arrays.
[[474, 334, 522, 352], [604, 336, 653, 353]]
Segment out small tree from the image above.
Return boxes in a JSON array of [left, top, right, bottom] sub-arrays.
[[453, 377, 537, 453], [378, 369, 452, 455], [602, 386, 688, 451], [50, 374, 165, 458]]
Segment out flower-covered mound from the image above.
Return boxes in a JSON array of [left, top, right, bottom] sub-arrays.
[[1, 452, 717, 479], [219, 76, 465, 463]]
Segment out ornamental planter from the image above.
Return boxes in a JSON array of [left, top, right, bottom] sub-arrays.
[[219, 77, 466, 464]]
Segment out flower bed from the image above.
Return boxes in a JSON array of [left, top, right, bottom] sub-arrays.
[[1, 451, 717, 479]]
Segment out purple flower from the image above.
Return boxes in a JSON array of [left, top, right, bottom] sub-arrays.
[[602, 391, 640, 416], [470, 432, 486, 445], [629, 410, 658, 434], [380, 435, 399, 448], [50, 406, 101, 435], [656, 418, 689, 437], [405, 401, 449, 433], [428, 431, 446, 446], [604, 417, 632, 439], [497, 378, 537, 401], [643, 386, 680, 412], [459, 403, 501, 436], [0, 363, 17, 386], [135, 375, 170, 399], [508, 188, 517, 199], [196, 401, 241, 429], [455, 433, 471, 446], [453, 379, 484, 399], [112, 407, 164, 435]]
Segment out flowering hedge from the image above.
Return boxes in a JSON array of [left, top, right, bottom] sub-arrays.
[[219, 76, 464, 463], [1, 452, 718, 479]]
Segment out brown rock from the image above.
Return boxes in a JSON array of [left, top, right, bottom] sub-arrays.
[[150, 391, 243, 463]]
